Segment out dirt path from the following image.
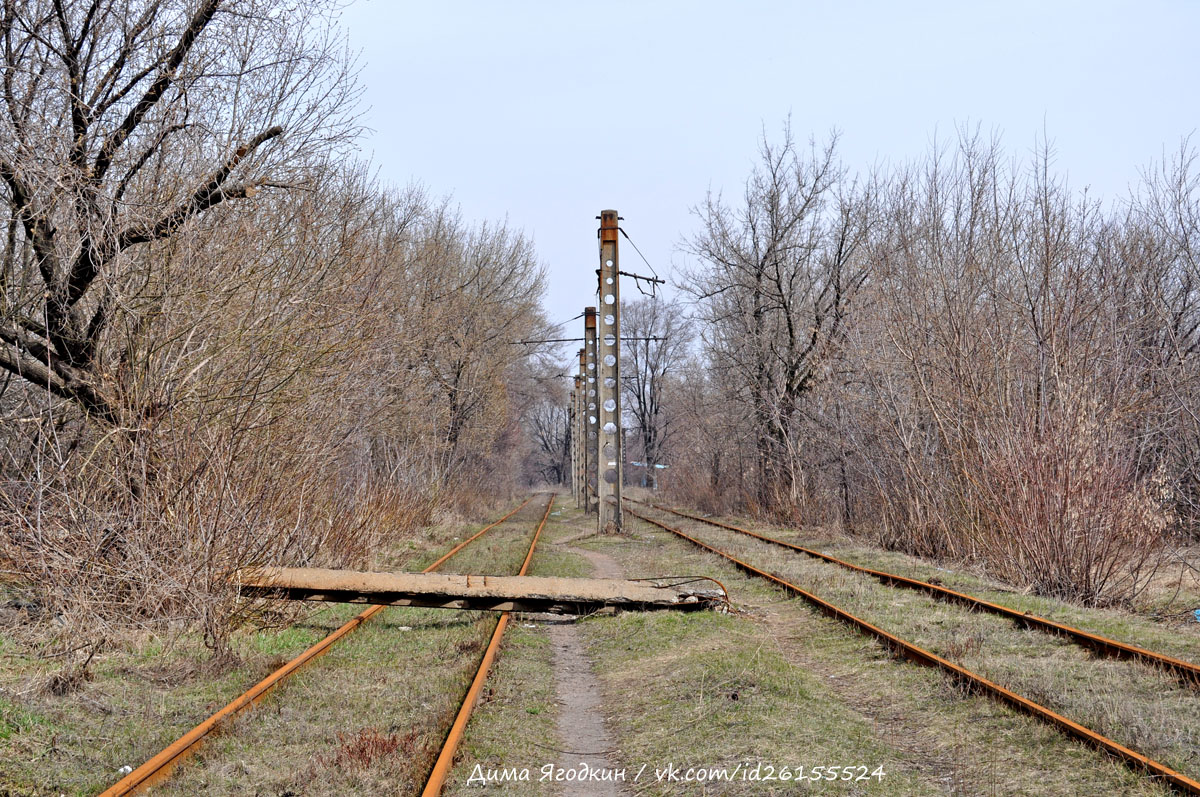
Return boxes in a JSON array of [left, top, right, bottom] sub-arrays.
[[546, 545, 627, 797], [565, 546, 624, 580]]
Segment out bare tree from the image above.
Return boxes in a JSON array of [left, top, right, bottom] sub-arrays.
[[0, 0, 358, 426], [669, 122, 1194, 605], [621, 296, 691, 488], [840, 130, 1183, 605], [364, 201, 547, 492], [525, 396, 569, 485], [683, 124, 873, 510], [0, 2, 566, 650]]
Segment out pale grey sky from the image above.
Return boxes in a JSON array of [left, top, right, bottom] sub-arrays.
[[338, 0, 1198, 340]]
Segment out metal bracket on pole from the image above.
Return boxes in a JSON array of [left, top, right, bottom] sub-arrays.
[[596, 210, 623, 533]]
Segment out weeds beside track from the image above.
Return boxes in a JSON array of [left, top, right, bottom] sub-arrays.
[[101, 497, 536, 796], [625, 502, 1200, 795], [631, 499, 1200, 686]]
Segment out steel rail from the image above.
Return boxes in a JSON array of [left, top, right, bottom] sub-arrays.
[[421, 494, 556, 796], [626, 506, 1200, 795], [101, 496, 535, 796], [632, 499, 1200, 686]]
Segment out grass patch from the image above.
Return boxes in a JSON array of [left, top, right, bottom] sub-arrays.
[[442, 512, 590, 795], [569, 504, 1169, 796], [527, 547, 592, 580], [155, 497, 551, 794], [247, 625, 327, 657], [577, 576, 933, 794], [678, 505, 1200, 659], [163, 608, 499, 795], [443, 624, 560, 796], [0, 498, 543, 795], [644, 508, 1199, 781]]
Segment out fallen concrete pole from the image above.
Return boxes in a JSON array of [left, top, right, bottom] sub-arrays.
[[236, 567, 725, 614]]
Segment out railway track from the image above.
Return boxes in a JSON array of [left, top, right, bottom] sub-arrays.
[[99, 494, 1198, 794], [102, 495, 541, 796], [624, 501, 1200, 795], [630, 499, 1200, 686], [420, 494, 555, 796]]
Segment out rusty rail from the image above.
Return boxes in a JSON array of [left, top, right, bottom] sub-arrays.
[[421, 494, 556, 796], [101, 496, 534, 796], [626, 506, 1200, 795], [633, 499, 1200, 686]]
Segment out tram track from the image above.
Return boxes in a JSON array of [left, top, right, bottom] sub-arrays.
[[419, 494, 555, 796], [625, 501, 1200, 795], [101, 496, 538, 796], [629, 498, 1200, 686]]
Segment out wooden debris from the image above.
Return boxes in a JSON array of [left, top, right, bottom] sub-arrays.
[[236, 567, 724, 614]]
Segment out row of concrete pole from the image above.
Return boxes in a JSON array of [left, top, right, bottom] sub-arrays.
[[568, 210, 623, 533]]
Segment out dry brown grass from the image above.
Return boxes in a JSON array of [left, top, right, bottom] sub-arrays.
[[313, 727, 415, 771], [575, 504, 1170, 796], [654, 507, 1200, 782]]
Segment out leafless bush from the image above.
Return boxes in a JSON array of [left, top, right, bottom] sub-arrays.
[[0, 419, 397, 650], [0, 164, 546, 648], [967, 402, 1169, 605], [671, 124, 1195, 606]]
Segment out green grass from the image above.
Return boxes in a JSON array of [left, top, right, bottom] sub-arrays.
[[164, 607, 501, 795], [568, 504, 1170, 796], [6, 494, 1181, 796], [157, 496, 553, 795], [440, 514, 597, 795], [443, 623, 561, 796], [246, 624, 328, 657], [526, 546, 592, 579], [640, 507, 1200, 781], [0, 497, 544, 796], [684, 507, 1200, 661], [569, 539, 933, 795], [0, 698, 56, 742]]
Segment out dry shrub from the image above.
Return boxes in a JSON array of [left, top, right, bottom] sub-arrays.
[[0, 0, 552, 657], [661, 127, 1197, 608], [41, 647, 97, 695], [871, 461, 966, 561], [666, 476, 740, 518], [865, 399, 1171, 607], [314, 727, 416, 771], [967, 408, 1169, 606], [0, 416, 403, 652]]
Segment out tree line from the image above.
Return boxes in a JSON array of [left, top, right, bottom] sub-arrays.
[[0, 0, 557, 649], [3, 0, 1192, 647], [619, 124, 1200, 608]]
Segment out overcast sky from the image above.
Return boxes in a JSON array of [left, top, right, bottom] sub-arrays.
[[337, 1, 1198, 344]]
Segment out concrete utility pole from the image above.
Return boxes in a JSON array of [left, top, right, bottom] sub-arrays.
[[576, 369, 585, 511], [574, 363, 586, 508], [568, 378, 578, 504], [596, 210, 623, 533], [582, 325, 599, 515]]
